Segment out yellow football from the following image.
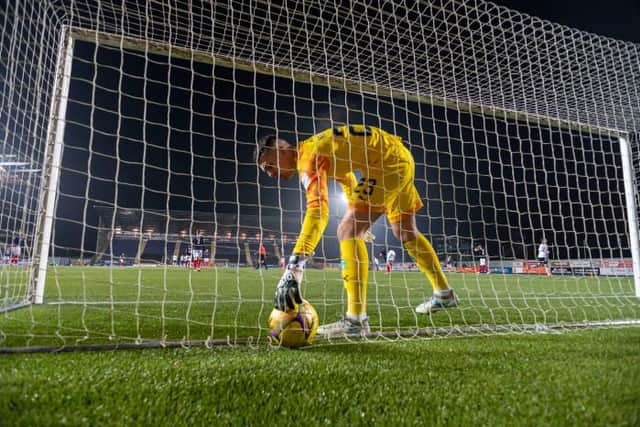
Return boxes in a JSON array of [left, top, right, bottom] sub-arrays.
[[268, 300, 319, 348]]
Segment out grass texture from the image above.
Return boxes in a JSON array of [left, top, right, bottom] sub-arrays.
[[0, 328, 639, 426], [1, 266, 638, 348], [1, 267, 639, 425]]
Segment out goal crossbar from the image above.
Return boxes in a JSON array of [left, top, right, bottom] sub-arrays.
[[68, 27, 629, 137]]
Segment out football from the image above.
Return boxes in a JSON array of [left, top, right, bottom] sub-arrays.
[[268, 299, 319, 348]]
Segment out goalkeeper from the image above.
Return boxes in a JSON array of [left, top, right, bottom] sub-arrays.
[[256, 125, 458, 337]]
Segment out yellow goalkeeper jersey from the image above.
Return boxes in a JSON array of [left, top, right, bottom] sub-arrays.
[[297, 125, 421, 212], [292, 125, 424, 254]]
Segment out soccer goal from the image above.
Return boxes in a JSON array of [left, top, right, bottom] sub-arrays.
[[1, 0, 639, 352]]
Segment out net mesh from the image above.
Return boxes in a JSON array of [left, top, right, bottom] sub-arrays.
[[0, 0, 639, 350]]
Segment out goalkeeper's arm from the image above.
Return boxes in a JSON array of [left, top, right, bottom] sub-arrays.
[[274, 173, 329, 311], [292, 171, 330, 256], [291, 206, 330, 256]]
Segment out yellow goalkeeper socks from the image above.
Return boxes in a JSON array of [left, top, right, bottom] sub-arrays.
[[403, 233, 449, 292], [340, 238, 369, 319]]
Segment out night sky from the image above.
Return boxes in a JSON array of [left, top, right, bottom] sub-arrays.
[[48, 1, 637, 262], [490, 0, 640, 43]]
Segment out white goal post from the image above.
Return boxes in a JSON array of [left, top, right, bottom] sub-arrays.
[[32, 29, 74, 305], [620, 136, 640, 296], [1, 0, 639, 352]]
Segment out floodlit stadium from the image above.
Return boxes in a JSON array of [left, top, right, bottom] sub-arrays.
[[1, 0, 639, 424]]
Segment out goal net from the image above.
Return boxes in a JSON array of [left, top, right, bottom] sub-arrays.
[[1, 0, 639, 351]]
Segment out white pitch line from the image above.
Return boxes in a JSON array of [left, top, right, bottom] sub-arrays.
[[43, 294, 638, 306]]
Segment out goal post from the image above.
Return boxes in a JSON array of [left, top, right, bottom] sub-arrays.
[[31, 28, 74, 305], [619, 136, 640, 297], [1, 0, 640, 352]]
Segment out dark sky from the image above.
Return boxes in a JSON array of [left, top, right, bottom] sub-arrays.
[[491, 0, 640, 43]]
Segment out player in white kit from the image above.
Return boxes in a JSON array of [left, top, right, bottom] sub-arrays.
[[537, 238, 552, 276], [386, 249, 396, 273]]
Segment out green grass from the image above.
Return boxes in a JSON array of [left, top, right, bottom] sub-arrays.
[[1, 266, 639, 348], [0, 328, 639, 426], [1, 267, 639, 425]]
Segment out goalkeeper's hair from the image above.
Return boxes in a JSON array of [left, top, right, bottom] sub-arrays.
[[255, 134, 279, 162]]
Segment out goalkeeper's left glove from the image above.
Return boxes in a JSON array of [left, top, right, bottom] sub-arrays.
[[363, 229, 376, 243], [274, 254, 307, 311]]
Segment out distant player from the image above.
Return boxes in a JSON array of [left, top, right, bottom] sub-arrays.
[[10, 237, 21, 265], [386, 249, 396, 273], [182, 251, 191, 268], [474, 244, 489, 274], [192, 232, 205, 271], [537, 238, 552, 276], [478, 256, 489, 274], [445, 255, 453, 272], [172, 254, 178, 265], [119, 253, 125, 267], [373, 255, 381, 271], [203, 249, 210, 267], [256, 243, 267, 269], [256, 125, 457, 337], [378, 250, 387, 269]]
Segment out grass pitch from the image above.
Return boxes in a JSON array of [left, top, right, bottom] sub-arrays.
[[0, 266, 639, 348], [1, 328, 639, 425], [1, 267, 639, 425]]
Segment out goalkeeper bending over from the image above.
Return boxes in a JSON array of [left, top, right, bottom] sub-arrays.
[[256, 125, 459, 337]]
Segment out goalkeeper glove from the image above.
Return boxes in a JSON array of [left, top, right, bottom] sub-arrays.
[[363, 229, 376, 243], [274, 254, 307, 311]]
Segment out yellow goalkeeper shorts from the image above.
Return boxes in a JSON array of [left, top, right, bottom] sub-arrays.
[[347, 146, 424, 224]]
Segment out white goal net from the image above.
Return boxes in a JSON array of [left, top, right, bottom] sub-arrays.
[[1, 0, 639, 351]]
